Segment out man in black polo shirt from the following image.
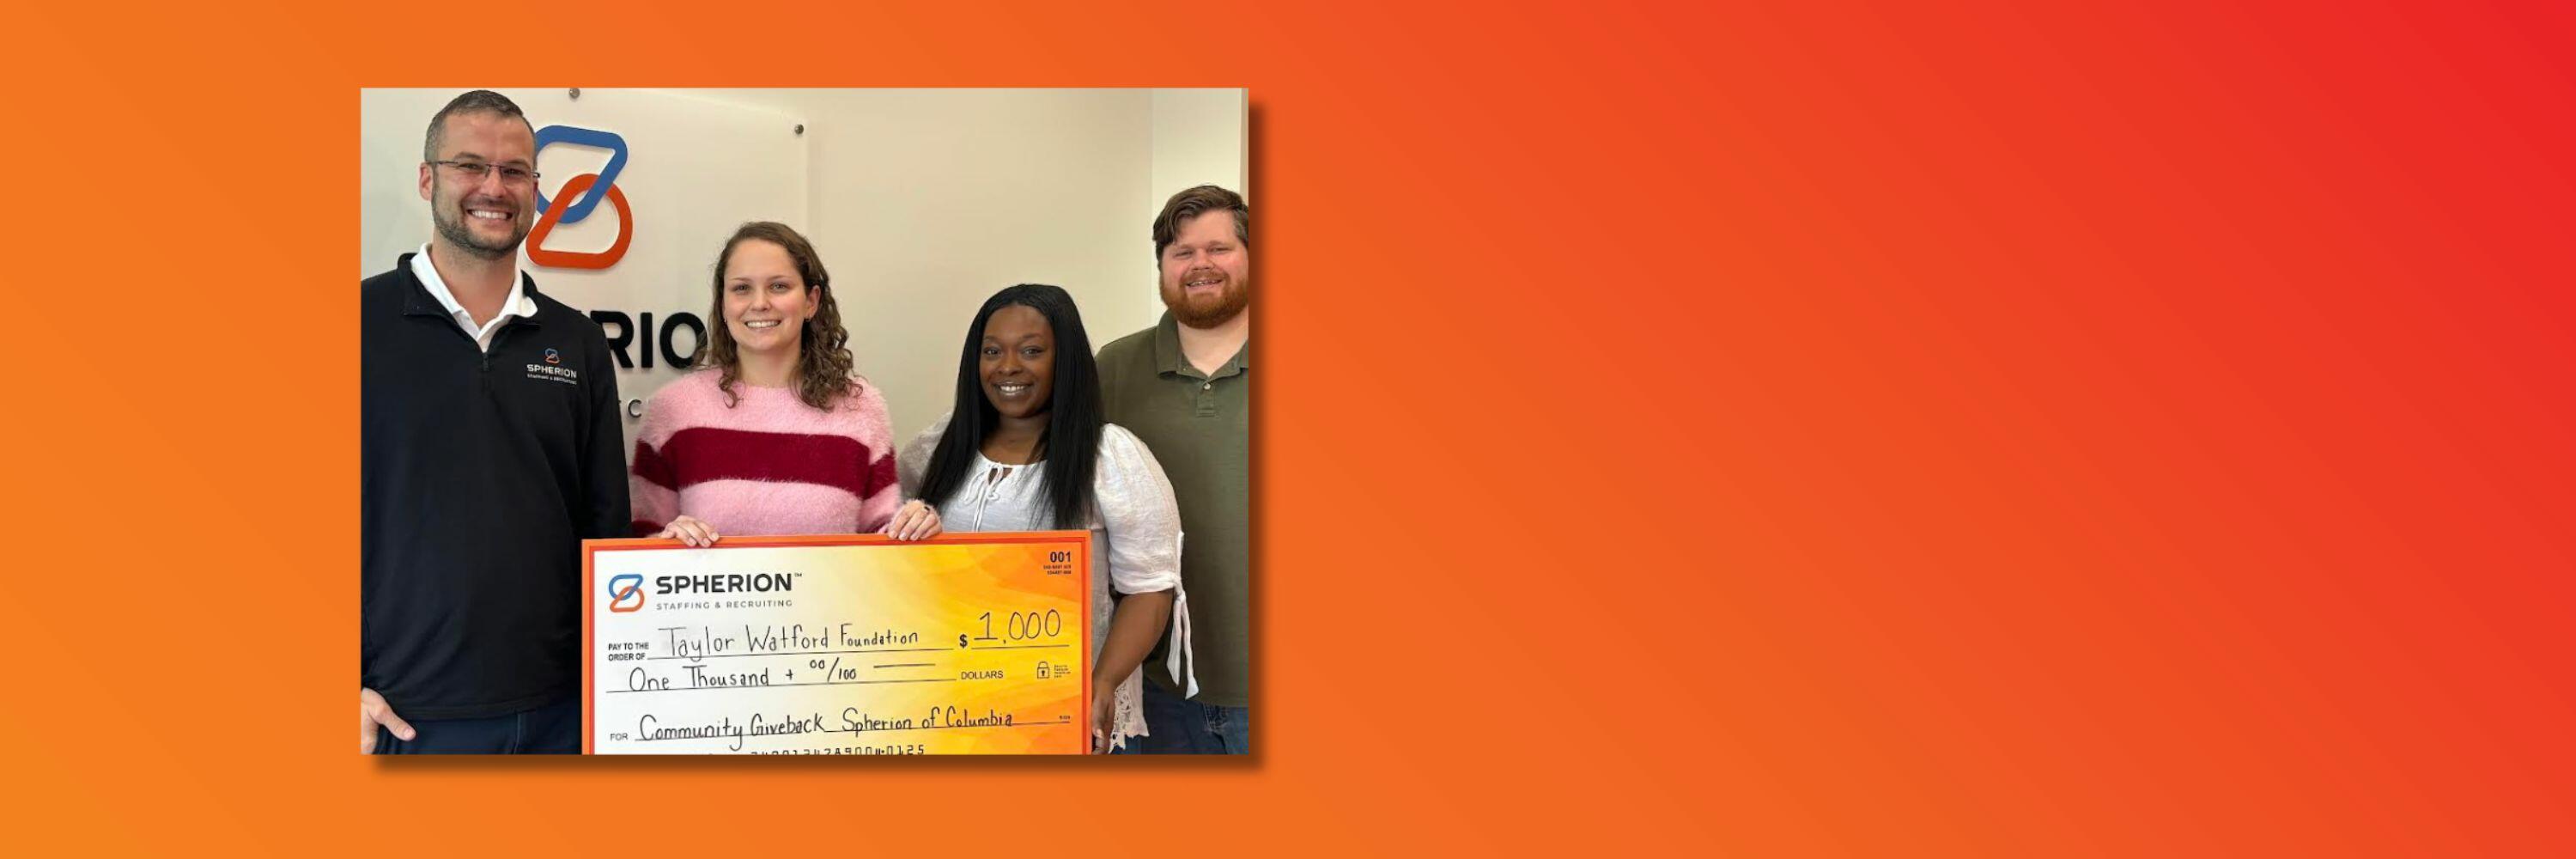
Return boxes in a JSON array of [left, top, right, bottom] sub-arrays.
[[360, 90, 629, 753]]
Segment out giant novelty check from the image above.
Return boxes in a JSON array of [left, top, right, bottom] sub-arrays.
[[583, 533, 1091, 754]]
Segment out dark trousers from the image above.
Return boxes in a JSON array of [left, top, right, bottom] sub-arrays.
[[370, 698, 580, 754], [1138, 681, 1250, 754]]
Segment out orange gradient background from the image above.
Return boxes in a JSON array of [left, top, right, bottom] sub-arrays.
[[3, 1, 2573, 855]]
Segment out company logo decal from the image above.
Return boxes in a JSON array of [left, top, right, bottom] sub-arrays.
[[527, 125, 633, 270], [608, 573, 645, 612]]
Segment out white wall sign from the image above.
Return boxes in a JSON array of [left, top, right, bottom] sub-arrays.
[[361, 88, 811, 426]]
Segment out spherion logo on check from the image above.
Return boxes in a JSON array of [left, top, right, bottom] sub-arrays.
[[608, 573, 645, 612]]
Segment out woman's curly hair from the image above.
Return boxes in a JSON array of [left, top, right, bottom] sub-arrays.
[[696, 221, 857, 410]]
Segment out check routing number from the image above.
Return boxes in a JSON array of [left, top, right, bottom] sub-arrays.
[[583, 533, 1091, 754]]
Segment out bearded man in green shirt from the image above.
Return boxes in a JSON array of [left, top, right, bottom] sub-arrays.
[[1096, 185, 1252, 754]]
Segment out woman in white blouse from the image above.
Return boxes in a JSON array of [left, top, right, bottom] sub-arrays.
[[899, 283, 1192, 753]]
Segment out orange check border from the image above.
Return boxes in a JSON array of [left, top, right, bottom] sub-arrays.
[[580, 531, 1092, 755]]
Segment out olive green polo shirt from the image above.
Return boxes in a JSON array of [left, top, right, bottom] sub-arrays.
[[1097, 312, 1250, 708]]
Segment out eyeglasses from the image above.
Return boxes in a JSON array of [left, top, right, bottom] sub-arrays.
[[428, 160, 540, 186]]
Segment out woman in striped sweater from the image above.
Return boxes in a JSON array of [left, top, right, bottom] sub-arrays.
[[629, 222, 940, 545]]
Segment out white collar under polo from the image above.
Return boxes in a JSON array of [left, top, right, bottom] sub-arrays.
[[411, 242, 538, 353]]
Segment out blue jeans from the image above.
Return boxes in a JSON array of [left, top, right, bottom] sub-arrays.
[[370, 698, 580, 754], [1139, 681, 1249, 754]]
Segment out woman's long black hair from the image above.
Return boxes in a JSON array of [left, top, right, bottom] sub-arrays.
[[916, 284, 1104, 531]]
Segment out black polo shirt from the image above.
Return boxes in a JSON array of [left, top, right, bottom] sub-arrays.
[[361, 253, 630, 720]]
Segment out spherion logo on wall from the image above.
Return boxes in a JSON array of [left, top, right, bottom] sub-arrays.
[[528, 124, 709, 417], [526, 125, 633, 269]]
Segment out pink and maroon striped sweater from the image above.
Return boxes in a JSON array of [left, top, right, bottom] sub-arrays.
[[629, 369, 901, 538]]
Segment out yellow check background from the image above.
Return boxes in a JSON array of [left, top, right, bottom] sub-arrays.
[[584, 533, 1090, 754]]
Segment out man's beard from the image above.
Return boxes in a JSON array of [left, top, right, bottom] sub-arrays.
[[1163, 275, 1250, 328], [433, 182, 528, 261]]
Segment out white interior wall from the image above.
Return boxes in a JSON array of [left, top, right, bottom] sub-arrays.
[[712, 88, 1152, 449], [619, 88, 1243, 449], [1152, 88, 1250, 206]]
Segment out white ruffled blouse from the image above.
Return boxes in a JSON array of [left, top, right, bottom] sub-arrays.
[[897, 418, 1195, 750]]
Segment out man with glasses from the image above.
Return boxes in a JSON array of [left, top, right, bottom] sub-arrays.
[[360, 90, 629, 753]]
